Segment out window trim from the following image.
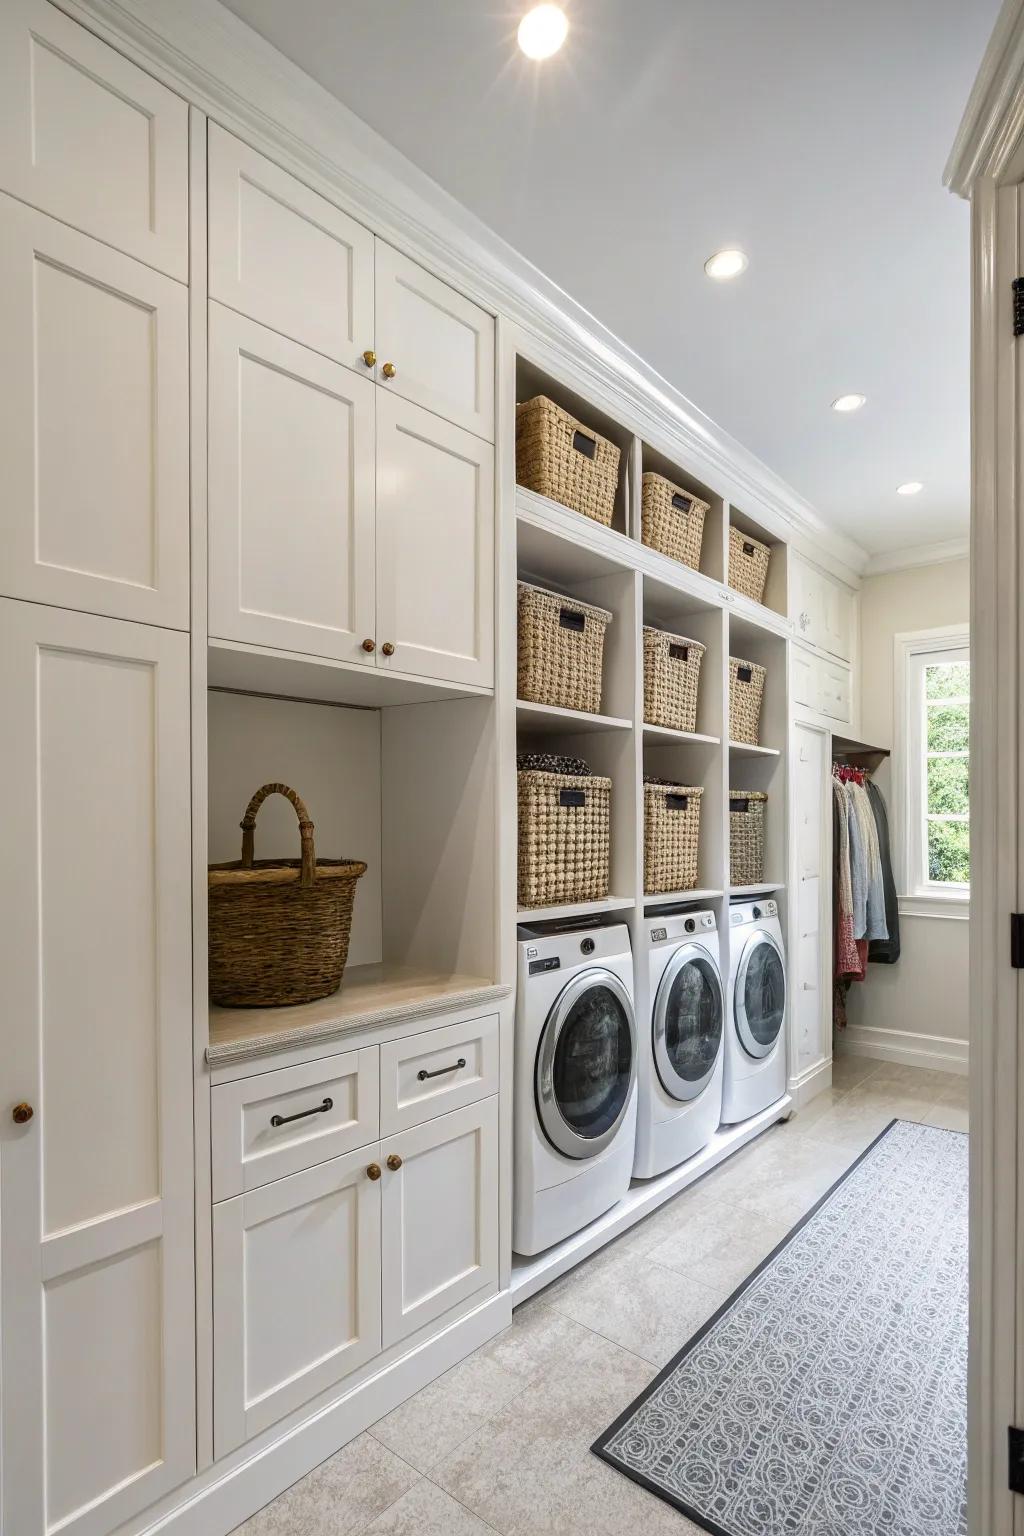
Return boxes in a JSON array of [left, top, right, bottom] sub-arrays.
[[893, 623, 970, 907]]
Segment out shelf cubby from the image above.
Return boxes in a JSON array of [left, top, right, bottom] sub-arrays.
[[727, 506, 789, 619], [637, 438, 727, 584]]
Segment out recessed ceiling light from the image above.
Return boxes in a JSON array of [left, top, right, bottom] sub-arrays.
[[517, 5, 569, 59], [831, 393, 867, 413], [897, 481, 924, 496], [704, 249, 748, 281]]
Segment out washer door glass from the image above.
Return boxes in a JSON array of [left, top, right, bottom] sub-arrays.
[[654, 945, 723, 1102], [536, 970, 636, 1160], [735, 933, 786, 1059]]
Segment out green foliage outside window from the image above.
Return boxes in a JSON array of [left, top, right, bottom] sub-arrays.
[[924, 660, 969, 886]]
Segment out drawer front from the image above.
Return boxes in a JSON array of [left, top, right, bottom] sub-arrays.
[[380, 1014, 499, 1136], [212, 1047, 379, 1201]]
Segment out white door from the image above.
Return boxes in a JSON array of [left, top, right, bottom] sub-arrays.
[[381, 1098, 499, 1348], [375, 241, 495, 439], [791, 646, 821, 713], [375, 391, 494, 686], [0, 196, 190, 628], [208, 123, 375, 369], [790, 555, 823, 647], [208, 303, 377, 662], [213, 1146, 383, 1457], [823, 580, 854, 662], [790, 722, 829, 1084], [0, 599, 194, 1536], [0, 0, 188, 279]]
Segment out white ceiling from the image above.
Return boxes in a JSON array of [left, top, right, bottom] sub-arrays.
[[219, 0, 998, 557]]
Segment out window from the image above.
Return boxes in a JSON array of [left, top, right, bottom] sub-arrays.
[[895, 625, 970, 903]]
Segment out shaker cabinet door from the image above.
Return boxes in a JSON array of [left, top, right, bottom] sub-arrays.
[[208, 304, 377, 663]]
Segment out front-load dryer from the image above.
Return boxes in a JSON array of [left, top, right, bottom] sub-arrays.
[[513, 921, 638, 1256], [722, 899, 787, 1123], [634, 907, 724, 1179]]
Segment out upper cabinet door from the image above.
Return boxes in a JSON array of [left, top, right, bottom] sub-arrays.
[[823, 580, 854, 663], [0, 196, 189, 628], [0, 0, 187, 280], [208, 303, 377, 663], [208, 124, 375, 368], [375, 241, 495, 440], [375, 392, 494, 688], [0, 599, 194, 1536]]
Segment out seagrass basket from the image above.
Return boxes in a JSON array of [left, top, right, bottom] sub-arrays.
[[517, 769, 611, 908], [644, 781, 703, 895], [517, 581, 612, 714], [209, 783, 366, 1007], [728, 525, 771, 604], [641, 473, 709, 571], [730, 790, 767, 887], [729, 656, 767, 746], [643, 627, 705, 734], [516, 395, 620, 527]]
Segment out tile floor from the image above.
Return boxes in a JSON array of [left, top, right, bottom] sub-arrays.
[[235, 1054, 969, 1536]]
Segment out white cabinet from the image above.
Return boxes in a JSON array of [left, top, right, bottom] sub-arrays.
[[792, 643, 851, 727], [381, 1098, 499, 1347], [790, 721, 830, 1082], [208, 123, 375, 367], [0, 196, 190, 628], [0, 0, 188, 279], [380, 1013, 499, 1135], [0, 599, 194, 1536], [791, 554, 854, 662], [213, 1146, 383, 1456], [207, 303, 377, 662], [375, 392, 495, 685], [375, 241, 495, 440]]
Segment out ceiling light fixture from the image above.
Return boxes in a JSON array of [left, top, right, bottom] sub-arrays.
[[831, 393, 867, 413], [704, 249, 748, 281], [897, 481, 924, 496], [517, 5, 569, 59]]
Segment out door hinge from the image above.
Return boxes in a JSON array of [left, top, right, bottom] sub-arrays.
[[1014, 277, 1024, 336], [1010, 1425, 1024, 1492], [1012, 914, 1024, 968]]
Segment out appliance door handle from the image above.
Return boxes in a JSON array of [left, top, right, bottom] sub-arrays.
[[417, 1057, 467, 1082], [270, 1096, 333, 1127]]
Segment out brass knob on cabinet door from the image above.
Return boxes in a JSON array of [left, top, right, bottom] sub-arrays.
[[12, 1102, 33, 1125], [362, 349, 377, 367], [386, 1153, 403, 1172], [361, 638, 376, 653], [366, 1162, 382, 1181], [381, 642, 395, 657], [381, 361, 397, 379]]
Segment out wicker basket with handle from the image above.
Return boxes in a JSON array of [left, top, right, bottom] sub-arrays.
[[517, 581, 612, 714], [643, 626, 705, 734], [209, 783, 367, 1008], [729, 790, 767, 887], [641, 473, 709, 571], [517, 769, 611, 909], [644, 780, 703, 895], [729, 656, 767, 746], [516, 395, 620, 527], [728, 525, 771, 604]]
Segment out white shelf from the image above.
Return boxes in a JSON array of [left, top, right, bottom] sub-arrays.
[[643, 723, 720, 746], [730, 882, 786, 897], [644, 887, 724, 908], [208, 636, 490, 709], [515, 895, 636, 925], [729, 740, 781, 758], [517, 700, 632, 736]]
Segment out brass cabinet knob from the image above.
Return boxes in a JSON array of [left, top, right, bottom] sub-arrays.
[[366, 1162, 382, 1181], [362, 349, 377, 368], [12, 1102, 33, 1125], [381, 642, 395, 657], [361, 638, 376, 653], [381, 361, 397, 379], [386, 1153, 403, 1172]]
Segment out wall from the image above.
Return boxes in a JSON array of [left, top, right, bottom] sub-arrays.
[[843, 557, 970, 1071]]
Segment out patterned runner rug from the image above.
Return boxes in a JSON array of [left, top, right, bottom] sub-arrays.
[[593, 1120, 967, 1536]]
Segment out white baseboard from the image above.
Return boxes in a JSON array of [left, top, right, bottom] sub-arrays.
[[788, 1058, 833, 1108], [839, 1024, 969, 1076]]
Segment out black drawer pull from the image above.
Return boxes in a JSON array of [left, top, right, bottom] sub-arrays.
[[270, 1096, 333, 1127], [417, 1057, 467, 1082]]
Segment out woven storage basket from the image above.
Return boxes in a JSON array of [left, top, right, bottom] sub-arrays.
[[517, 581, 612, 714], [729, 656, 767, 746], [643, 627, 706, 734], [728, 525, 771, 604], [641, 473, 709, 571], [517, 769, 611, 909], [644, 781, 703, 895], [516, 395, 620, 527], [209, 783, 367, 1008], [729, 790, 768, 887]]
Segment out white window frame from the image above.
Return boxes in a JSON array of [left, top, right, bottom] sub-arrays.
[[893, 623, 970, 917]]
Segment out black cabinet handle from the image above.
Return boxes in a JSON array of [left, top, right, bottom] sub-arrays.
[[271, 1096, 333, 1127], [417, 1058, 466, 1082]]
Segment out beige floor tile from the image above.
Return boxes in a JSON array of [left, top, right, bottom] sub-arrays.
[[925, 1100, 970, 1132], [232, 1433, 420, 1536], [512, 1451, 706, 1536], [830, 1053, 881, 1090], [363, 1479, 499, 1535], [647, 1200, 789, 1291], [370, 1347, 530, 1473], [784, 1086, 851, 1137], [482, 1298, 609, 1383]]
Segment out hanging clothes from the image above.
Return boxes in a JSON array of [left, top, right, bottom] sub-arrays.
[[833, 778, 860, 980], [867, 780, 900, 964], [845, 780, 868, 940], [849, 778, 888, 943]]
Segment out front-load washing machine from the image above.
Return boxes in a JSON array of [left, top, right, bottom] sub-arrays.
[[722, 899, 787, 1123], [513, 921, 638, 1256], [634, 907, 725, 1179]]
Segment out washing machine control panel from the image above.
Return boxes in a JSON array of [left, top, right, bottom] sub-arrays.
[[648, 909, 716, 943]]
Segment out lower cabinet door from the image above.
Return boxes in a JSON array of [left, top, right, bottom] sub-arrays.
[[213, 1145, 383, 1457], [381, 1098, 499, 1350]]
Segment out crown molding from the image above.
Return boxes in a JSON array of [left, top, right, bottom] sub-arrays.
[[862, 537, 970, 577], [946, 0, 1024, 195], [64, 0, 868, 580]]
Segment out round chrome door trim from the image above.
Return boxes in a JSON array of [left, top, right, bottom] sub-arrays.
[[652, 942, 724, 1103], [535, 967, 637, 1161], [734, 929, 786, 1060]]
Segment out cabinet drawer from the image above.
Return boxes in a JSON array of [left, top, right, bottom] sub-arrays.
[[211, 1048, 379, 1201], [380, 1014, 499, 1136]]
